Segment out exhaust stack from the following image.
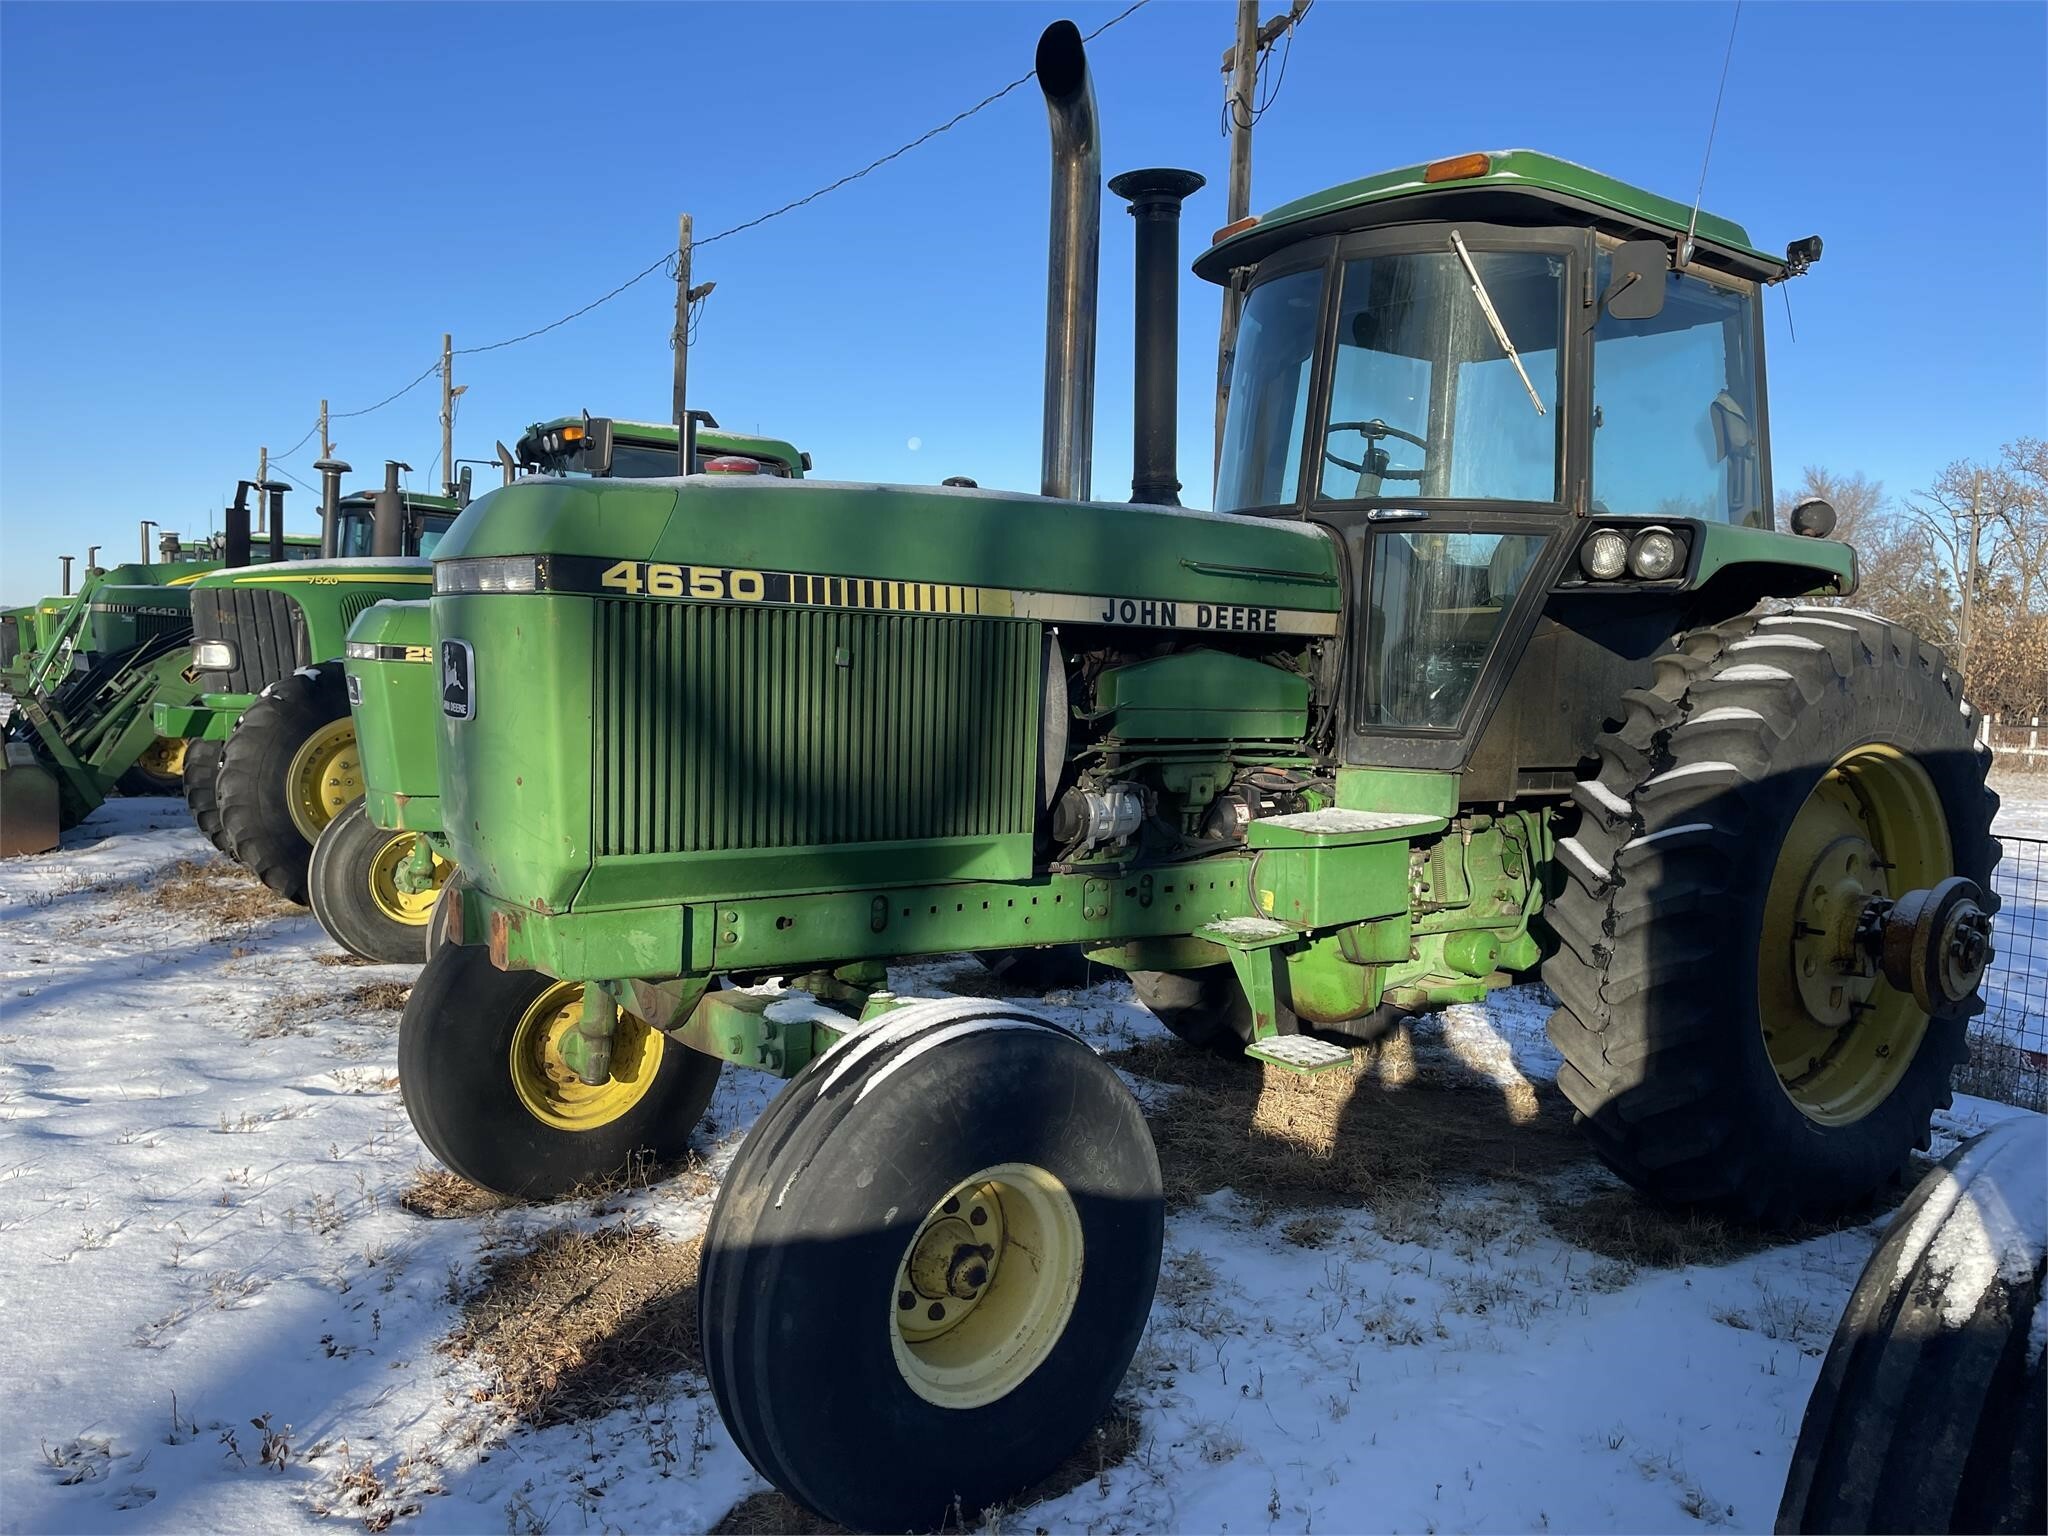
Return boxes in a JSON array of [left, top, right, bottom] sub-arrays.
[[372, 462, 409, 558], [315, 457, 351, 559], [1111, 168, 1205, 506], [1037, 20, 1100, 502], [60, 556, 74, 596], [263, 482, 288, 565], [224, 482, 254, 570]]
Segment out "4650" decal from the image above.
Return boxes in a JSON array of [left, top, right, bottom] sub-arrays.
[[600, 561, 768, 601]]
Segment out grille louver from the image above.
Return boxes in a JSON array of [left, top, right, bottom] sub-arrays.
[[594, 601, 1038, 858], [191, 587, 304, 694]]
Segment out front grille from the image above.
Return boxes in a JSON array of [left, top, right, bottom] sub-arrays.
[[191, 586, 305, 694], [594, 601, 1039, 858]]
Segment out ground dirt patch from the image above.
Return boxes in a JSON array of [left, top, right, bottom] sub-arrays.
[[708, 1402, 1142, 1535], [1111, 1029, 1581, 1217], [444, 1224, 703, 1428], [347, 979, 412, 1012], [398, 1168, 507, 1220], [144, 859, 298, 932]]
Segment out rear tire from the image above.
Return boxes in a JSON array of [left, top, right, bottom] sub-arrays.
[[1543, 608, 1999, 1225], [216, 663, 357, 905], [1777, 1115, 2046, 1533], [398, 944, 721, 1200], [700, 999, 1162, 1531], [182, 738, 232, 855], [308, 797, 449, 963]]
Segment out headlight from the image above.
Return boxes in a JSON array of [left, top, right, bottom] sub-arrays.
[[1628, 527, 1683, 580], [192, 639, 236, 670], [434, 557, 540, 595], [1579, 529, 1630, 581], [344, 641, 379, 661]]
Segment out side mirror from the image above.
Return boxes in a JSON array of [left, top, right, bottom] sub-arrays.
[[458, 466, 473, 507], [1790, 497, 1837, 539], [582, 414, 616, 477], [1602, 240, 1669, 321]]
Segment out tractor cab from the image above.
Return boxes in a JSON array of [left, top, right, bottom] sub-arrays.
[[330, 492, 458, 559], [1197, 148, 1834, 780], [512, 413, 808, 480]]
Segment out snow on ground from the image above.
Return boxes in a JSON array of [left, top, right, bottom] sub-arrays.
[[1, 799, 2043, 1536], [1992, 776, 2048, 840]]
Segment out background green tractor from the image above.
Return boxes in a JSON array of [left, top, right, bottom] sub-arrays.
[[0, 526, 321, 851], [157, 462, 456, 900], [403, 23, 1997, 1530], [311, 417, 809, 962]]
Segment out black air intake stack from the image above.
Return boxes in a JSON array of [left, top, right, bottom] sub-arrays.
[[372, 461, 409, 557], [315, 456, 351, 559], [1111, 168, 1205, 506], [263, 482, 289, 565], [224, 482, 254, 570], [1037, 20, 1100, 502]]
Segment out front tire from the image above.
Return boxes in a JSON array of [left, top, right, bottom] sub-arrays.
[[700, 999, 1162, 1531], [397, 945, 721, 1199], [1777, 1115, 2046, 1533], [1543, 608, 2000, 1225], [182, 738, 232, 855], [216, 663, 358, 904], [117, 735, 187, 797], [308, 797, 451, 963]]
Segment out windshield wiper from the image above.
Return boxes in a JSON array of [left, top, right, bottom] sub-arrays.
[[1449, 230, 1546, 418]]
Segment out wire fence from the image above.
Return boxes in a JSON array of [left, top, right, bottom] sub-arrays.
[[1966, 832, 2047, 1109]]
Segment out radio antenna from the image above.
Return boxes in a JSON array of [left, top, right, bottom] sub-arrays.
[[1682, 0, 1744, 268]]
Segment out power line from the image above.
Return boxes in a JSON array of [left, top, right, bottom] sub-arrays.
[[262, 1, 1153, 442]]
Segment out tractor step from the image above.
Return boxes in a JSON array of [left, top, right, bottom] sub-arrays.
[[1245, 1033, 1353, 1074]]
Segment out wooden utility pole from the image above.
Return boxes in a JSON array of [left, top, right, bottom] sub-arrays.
[[1213, 0, 1259, 488], [320, 398, 332, 461], [1212, 2, 1308, 489], [673, 215, 694, 475], [1959, 467, 1984, 690], [440, 334, 456, 497], [256, 446, 268, 533]]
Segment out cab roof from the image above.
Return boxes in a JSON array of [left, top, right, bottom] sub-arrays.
[[525, 414, 805, 473], [1194, 149, 1784, 284]]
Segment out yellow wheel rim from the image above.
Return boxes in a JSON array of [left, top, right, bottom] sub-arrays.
[[139, 736, 189, 779], [1759, 745, 1951, 1126], [889, 1162, 1083, 1410], [366, 833, 451, 926], [285, 717, 362, 844], [507, 981, 665, 1132]]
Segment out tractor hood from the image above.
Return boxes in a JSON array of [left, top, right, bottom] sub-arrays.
[[431, 476, 1342, 620]]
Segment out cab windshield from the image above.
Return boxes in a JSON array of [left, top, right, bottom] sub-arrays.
[[332, 506, 455, 558], [1217, 246, 1565, 511]]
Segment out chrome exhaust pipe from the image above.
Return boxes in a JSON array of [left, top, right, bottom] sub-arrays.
[[1037, 19, 1100, 503]]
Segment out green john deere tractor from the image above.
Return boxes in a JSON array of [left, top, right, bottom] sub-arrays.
[[313, 417, 809, 961], [400, 23, 1999, 1528], [155, 465, 457, 900], [0, 529, 324, 853]]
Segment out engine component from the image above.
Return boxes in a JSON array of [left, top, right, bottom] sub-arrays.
[[1051, 783, 1144, 849], [1198, 780, 1310, 843]]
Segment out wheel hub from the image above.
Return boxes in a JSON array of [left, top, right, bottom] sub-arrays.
[[1867, 876, 1994, 1017], [1789, 833, 1887, 1025], [898, 1185, 1003, 1337]]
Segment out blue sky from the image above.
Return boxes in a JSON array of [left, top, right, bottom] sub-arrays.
[[2, 1, 2042, 604]]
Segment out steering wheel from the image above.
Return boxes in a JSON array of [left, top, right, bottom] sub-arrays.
[[1324, 419, 1428, 481]]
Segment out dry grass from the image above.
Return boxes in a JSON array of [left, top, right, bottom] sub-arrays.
[[708, 1402, 1142, 1535], [314, 952, 374, 968], [443, 1225, 703, 1427], [145, 859, 297, 932], [398, 1168, 506, 1221], [1110, 1028, 1885, 1269], [1109, 1030, 1580, 1219], [348, 980, 413, 1013]]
